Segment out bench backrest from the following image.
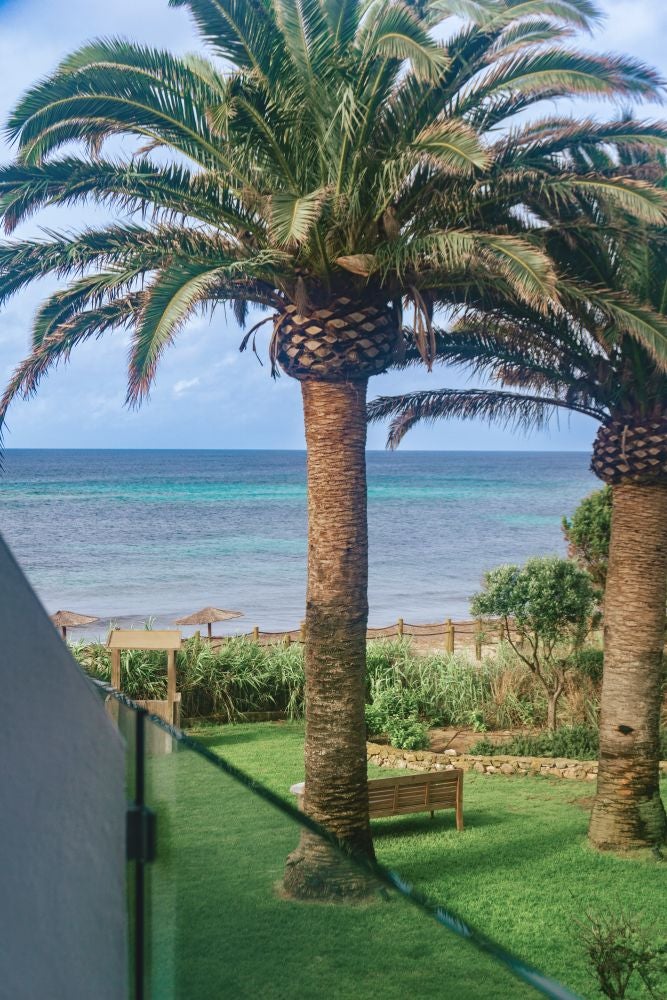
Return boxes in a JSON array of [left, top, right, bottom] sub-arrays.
[[367, 770, 461, 817]]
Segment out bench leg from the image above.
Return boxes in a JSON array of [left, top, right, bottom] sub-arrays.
[[456, 776, 464, 831]]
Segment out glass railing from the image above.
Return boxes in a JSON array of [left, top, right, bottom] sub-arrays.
[[94, 683, 581, 1000]]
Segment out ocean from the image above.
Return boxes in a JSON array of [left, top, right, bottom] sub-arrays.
[[0, 449, 596, 639]]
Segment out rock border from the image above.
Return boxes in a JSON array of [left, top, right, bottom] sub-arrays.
[[367, 742, 667, 782]]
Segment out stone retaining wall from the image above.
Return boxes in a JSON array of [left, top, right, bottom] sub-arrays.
[[367, 742, 667, 782]]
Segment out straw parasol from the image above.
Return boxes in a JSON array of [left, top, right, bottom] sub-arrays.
[[174, 606, 243, 639], [50, 610, 99, 640]]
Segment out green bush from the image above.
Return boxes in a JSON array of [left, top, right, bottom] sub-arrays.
[[573, 647, 604, 685], [470, 725, 600, 759], [471, 556, 598, 730], [562, 486, 612, 589], [385, 717, 430, 751]]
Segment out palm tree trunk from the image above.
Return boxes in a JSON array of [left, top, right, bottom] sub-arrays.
[[283, 378, 375, 899], [589, 483, 667, 851]]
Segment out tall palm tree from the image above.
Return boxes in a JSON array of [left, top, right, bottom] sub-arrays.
[[368, 224, 667, 853], [1, 0, 666, 890]]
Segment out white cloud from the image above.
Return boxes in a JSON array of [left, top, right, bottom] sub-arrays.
[[172, 377, 200, 397]]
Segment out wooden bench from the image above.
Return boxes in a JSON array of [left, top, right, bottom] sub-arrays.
[[290, 770, 464, 830]]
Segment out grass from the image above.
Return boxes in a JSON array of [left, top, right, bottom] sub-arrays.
[[142, 720, 666, 999]]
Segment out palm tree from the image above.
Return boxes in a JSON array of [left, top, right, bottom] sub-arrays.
[[368, 223, 667, 853], [1, 0, 666, 890]]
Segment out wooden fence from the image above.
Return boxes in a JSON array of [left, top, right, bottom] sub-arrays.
[[206, 617, 507, 661]]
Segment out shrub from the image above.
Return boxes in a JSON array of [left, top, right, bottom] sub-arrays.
[[385, 717, 430, 751], [573, 646, 604, 685], [562, 486, 612, 589], [471, 556, 598, 730], [578, 910, 667, 999], [469, 725, 599, 759], [364, 702, 386, 739]]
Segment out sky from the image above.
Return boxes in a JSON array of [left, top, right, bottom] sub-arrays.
[[0, 0, 665, 451]]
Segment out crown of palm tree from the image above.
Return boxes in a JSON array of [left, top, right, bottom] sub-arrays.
[[367, 214, 667, 446], [1, 0, 667, 430]]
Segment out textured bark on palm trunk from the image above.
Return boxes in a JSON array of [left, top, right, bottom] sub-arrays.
[[283, 379, 376, 899], [589, 482, 667, 851]]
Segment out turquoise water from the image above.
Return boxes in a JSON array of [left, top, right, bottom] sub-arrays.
[[0, 449, 596, 637]]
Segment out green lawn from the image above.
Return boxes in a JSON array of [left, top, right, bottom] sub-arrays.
[[143, 720, 666, 999]]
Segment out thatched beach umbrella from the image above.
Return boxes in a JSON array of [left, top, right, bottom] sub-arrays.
[[174, 606, 243, 639], [50, 610, 98, 640]]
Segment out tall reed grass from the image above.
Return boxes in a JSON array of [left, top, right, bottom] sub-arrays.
[[71, 635, 600, 729]]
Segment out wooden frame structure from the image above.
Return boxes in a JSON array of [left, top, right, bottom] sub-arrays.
[[107, 629, 182, 725]]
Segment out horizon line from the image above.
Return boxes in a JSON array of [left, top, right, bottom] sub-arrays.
[[2, 446, 591, 454]]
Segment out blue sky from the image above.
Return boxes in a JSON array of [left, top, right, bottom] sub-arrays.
[[0, 0, 665, 451]]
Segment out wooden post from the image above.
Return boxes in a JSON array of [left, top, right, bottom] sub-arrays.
[[167, 648, 176, 724], [446, 618, 454, 654], [299, 620, 306, 643], [397, 617, 404, 637], [252, 625, 260, 642], [475, 619, 483, 661], [111, 648, 121, 690]]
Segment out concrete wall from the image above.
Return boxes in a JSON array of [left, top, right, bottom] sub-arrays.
[[0, 534, 127, 1000]]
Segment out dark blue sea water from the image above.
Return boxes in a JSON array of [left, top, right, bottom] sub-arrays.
[[0, 449, 596, 638]]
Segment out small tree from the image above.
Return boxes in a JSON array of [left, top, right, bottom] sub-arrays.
[[471, 557, 597, 731], [562, 487, 612, 589]]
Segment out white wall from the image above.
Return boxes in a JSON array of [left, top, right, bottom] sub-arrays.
[[0, 534, 127, 999]]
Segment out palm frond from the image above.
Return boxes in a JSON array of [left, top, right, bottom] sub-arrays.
[[0, 294, 145, 441], [477, 235, 558, 311], [368, 386, 602, 448], [565, 283, 667, 371], [0, 158, 258, 234], [483, 0, 602, 33], [7, 39, 233, 172], [127, 250, 286, 401], [168, 0, 280, 79], [269, 189, 328, 247], [462, 49, 665, 110], [358, 2, 449, 84], [128, 262, 222, 403], [553, 176, 667, 224], [412, 119, 490, 172]]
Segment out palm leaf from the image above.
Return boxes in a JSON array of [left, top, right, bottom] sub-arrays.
[[478, 235, 558, 311], [270, 189, 328, 246], [556, 176, 667, 225], [128, 262, 223, 402], [0, 294, 146, 441], [412, 119, 490, 172], [483, 0, 602, 33], [463, 49, 665, 109], [168, 0, 280, 79], [359, 2, 449, 83], [0, 158, 257, 234], [367, 386, 601, 448]]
